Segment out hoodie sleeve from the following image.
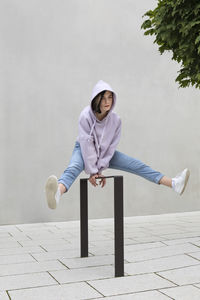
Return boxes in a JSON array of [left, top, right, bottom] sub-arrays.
[[97, 118, 121, 173], [78, 113, 99, 175]]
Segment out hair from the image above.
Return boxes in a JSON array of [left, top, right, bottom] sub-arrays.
[[91, 90, 113, 113]]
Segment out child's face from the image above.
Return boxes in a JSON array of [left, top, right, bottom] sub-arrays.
[[100, 91, 113, 114]]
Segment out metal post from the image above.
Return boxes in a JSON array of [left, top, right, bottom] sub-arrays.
[[80, 175, 124, 277], [114, 176, 124, 277], [80, 179, 88, 257]]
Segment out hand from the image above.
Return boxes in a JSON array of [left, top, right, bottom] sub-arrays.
[[89, 174, 106, 188], [97, 174, 106, 188], [89, 174, 99, 187]]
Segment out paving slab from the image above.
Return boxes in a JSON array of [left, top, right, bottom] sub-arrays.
[[88, 232, 115, 241], [125, 254, 200, 275], [38, 242, 80, 251], [0, 291, 9, 300], [0, 272, 57, 291], [161, 285, 200, 299], [124, 232, 157, 239], [50, 265, 114, 283], [49, 221, 80, 229], [125, 243, 200, 263], [0, 232, 12, 238], [8, 282, 102, 300], [89, 246, 115, 256], [144, 228, 186, 235], [19, 239, 71, 247], [0, 235, 31, 242], [159, 232, 200, 240], [0, 225, 20, 231], [16, 223, 48, 230], [132, 236, 166, 243], [25, 233, 61, 240], [0, 241, 23, 249], [0, 260, 67, 276], [31, 249, 81, 261], [0, 246, 45, 256], [89, 239, 134, 249], [60, 254, 115, 269], [88, 241, 164, 257], [0, 254, 35, 265], [92, 290, 170, 299], [161, 237, 200, 246], [124, 241, 165, 252], [88, 273, 175, 296], [158, 264, 200, 285]]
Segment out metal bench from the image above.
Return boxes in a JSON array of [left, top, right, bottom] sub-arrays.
[[80, 175, 124, 277]]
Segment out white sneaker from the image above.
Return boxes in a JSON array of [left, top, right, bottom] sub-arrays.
[[45, 175, 61, 209], [172, 168, 190, 195]]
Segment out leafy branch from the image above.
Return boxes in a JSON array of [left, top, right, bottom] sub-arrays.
[[141, 0, 200, 89]]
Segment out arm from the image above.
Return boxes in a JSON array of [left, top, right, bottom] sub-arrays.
[[78, 114, 99, 175]]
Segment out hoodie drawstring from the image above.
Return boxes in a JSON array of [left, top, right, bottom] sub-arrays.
[[89, 119, 96, 136], [89, 117, 108, 159]]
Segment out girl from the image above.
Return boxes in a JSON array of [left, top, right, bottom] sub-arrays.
[[45, 80, 190, 209]]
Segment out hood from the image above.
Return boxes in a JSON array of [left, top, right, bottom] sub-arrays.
[[88, 80, 117, 158], [90, 80, 117, 121]]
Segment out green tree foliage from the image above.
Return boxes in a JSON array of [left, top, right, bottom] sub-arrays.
[[141, 0, 200, 89]]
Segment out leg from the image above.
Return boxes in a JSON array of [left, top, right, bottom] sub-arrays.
[[58, 141, 85, 192], [159, 176, 172, 187], [58, 183, 67, 195], [45, 141, 84, 209], [109, 150, 165, 185]]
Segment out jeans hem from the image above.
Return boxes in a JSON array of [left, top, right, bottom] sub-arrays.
[[155, 174, 165, 185]]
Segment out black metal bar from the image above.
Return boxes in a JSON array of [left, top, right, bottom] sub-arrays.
[[80, 175, 124, 277], [114, 176, 124, 277], [80, 179, 88, 257]]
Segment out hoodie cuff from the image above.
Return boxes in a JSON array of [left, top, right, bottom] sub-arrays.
[[90, 173, 99, 177]]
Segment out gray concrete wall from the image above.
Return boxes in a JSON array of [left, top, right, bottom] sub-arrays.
[[1, 0, 200, 225]]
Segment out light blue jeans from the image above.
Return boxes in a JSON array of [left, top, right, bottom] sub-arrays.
[[58, 141, 164, 191]]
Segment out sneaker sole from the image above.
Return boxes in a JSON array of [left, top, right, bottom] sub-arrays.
[[180, 169, 190, 195], [45, 175, 58, 209]]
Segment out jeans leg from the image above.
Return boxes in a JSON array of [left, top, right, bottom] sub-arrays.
[[109, 150, 164, 184], [58, 141, 85, 191]]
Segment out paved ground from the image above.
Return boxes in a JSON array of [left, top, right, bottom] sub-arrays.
[[0, 211, 200, 299]]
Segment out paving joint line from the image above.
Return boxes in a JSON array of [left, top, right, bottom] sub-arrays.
[[85, 280, 105, 297], [185, 253, 200, 261], [154, 272, 179, 286], [29, 253, 39, 262], [39, 245, 48, 252], [57, 259, 70, 270], [157, 288, 175, 299], [15, 226, 23, 233], [6, 290, 11, 300], [47, 271, 61, 285]]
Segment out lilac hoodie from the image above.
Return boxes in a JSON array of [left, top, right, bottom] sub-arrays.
[[76, 80, 121, 175]]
